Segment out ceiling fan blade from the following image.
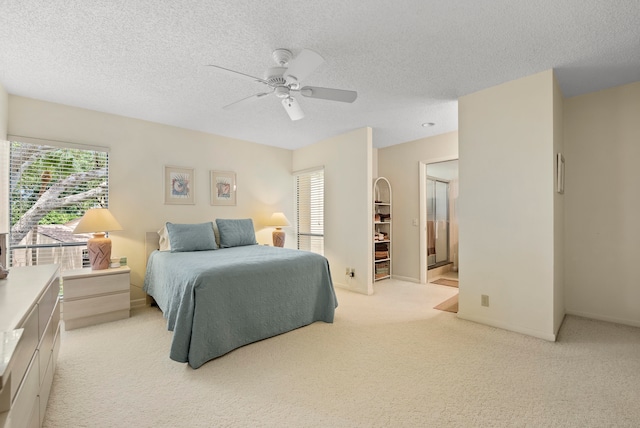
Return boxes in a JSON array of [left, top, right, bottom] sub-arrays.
[[206, 64, 269, 85], [299, 86, 358, 103], [281, 97, 305, 121], [223, 91, 272, 110], [284, 49, 325, 84]]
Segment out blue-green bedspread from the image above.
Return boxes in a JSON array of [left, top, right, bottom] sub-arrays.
[[143, 245, 338, 368]]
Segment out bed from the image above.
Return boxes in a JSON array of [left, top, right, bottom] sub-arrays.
[[143, 219, 338, 369]]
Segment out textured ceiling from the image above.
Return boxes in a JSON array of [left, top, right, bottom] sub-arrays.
[[1, 1, 639, 149]]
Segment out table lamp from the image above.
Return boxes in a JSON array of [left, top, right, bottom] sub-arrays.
[[268, 212, 290, 247], [73, 208, 123, 270]]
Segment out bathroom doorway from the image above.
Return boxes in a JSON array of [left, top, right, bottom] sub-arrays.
[[427, 177, 450, 268], [420, 159, 459, 284]]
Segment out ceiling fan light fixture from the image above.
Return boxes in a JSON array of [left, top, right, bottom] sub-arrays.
[[281, 97, 304, 121]]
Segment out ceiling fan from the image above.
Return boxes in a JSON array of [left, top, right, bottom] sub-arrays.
[[207, 48, 357, 121]]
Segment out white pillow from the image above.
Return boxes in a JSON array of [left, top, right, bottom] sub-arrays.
[[158, 226, 171, 251]]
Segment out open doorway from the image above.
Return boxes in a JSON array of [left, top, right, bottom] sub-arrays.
[[419, 158, 459, 285]]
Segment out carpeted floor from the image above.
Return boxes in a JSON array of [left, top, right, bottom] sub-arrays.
[[43, 279, 640, 427]]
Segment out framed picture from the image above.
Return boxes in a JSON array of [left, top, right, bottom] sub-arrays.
[[556, 153, 565, 194], [210, 170, 237, 206], [164, 165, 195, 205]]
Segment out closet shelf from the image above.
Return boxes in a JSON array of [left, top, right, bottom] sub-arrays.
[[373, 177, 392, 282]]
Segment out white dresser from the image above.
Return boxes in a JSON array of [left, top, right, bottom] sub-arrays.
[[62, 266, 130, 330], [0, 264, 61, 428]]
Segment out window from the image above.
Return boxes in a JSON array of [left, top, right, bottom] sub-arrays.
[[295, 167, 324, 255], [7, 137, 109, 270]]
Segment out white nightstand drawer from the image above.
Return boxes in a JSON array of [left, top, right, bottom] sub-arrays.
[[64, 271, 129, 300], [61, 266, 130, 330], [64, 292, 130, 320]]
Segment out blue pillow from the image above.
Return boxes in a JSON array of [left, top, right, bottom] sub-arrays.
[[166, 222, 218, 252], [215, 218, 257, 248]]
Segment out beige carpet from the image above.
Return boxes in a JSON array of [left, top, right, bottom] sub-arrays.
[[43, 280, 640, 427], [431, 278, 459, 288], [434, 293, 458, 313]]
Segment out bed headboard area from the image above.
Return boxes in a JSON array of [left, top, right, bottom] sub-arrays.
[[145, 231, 160, 264]]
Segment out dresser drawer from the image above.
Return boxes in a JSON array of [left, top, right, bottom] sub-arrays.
[[38, 314, 56, 387], [11, 306, 39, 402], [52, 324, 61, 372], [39, 349, 55, 427], [64, 271, 129, 299], [37, 278, 59, 338], [7, 350, 39, 428], [51, 298, 61, 337]]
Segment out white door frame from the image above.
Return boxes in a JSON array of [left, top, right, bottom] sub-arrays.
[[419, 156, 458, 284]]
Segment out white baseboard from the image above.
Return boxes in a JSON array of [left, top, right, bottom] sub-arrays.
[[334, 281, 370, 295], [565, 309, 640, 328], [390, 275, 420, 283], [456, 311, 557, 342], [130, 298, 147, 310]]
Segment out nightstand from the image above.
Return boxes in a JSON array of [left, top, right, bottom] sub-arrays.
[[62, 266, 130, 330]]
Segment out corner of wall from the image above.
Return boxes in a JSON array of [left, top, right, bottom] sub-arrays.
[[458, 70, 557, 338], [552, 69, 565, 334], [292, 127, 373, 296]]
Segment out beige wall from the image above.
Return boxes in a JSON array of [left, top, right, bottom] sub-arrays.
[[457, 70, 559, 340], [293, 128, 374, 295], [377, 132, 458, 282], [8, 96, 293, 305], [563, 81, 640, 327]]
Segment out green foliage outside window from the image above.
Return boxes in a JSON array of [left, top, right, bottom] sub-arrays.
[[9, 141, 108, 246]]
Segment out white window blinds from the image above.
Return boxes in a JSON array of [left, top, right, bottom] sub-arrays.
[[8, 137, 109, 269], [295, 167, 324, 255]]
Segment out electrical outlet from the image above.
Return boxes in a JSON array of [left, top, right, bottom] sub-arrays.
[[481, 294, 489, 307], [349, 268, 355, 277]]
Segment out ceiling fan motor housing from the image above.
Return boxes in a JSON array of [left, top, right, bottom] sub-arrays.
[[264, 66, 287, 86]]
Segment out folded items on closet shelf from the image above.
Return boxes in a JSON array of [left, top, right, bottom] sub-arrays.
[[375, 251, 389, 260]]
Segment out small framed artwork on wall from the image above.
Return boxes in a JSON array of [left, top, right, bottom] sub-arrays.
[[164, 165, 195, 205], [210, 170, 237, 206]]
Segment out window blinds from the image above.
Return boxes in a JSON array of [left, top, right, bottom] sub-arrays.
[[295, 167, 324, 255], [8, 137, 109, 269]]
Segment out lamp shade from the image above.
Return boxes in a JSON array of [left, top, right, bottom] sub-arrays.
[[268, 212, 290, 227], [73, 208, 123, 234], [73, 209, 122, 270]]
